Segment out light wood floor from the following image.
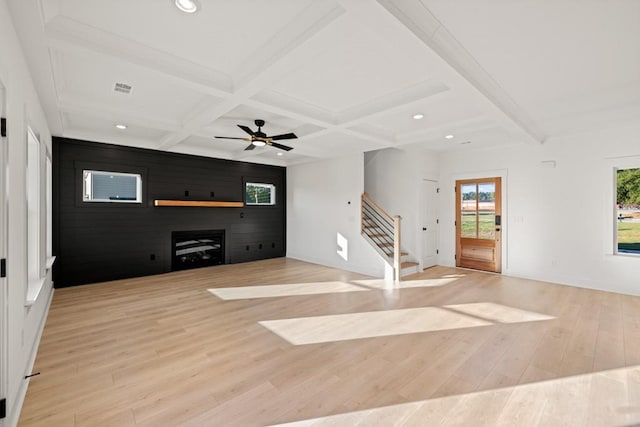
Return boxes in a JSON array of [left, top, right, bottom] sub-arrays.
[[19, 258, 640, 426]]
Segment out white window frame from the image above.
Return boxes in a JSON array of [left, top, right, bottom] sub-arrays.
[[83, 170, 142, 203], [45, 149, 55, 270], [26, 127, 44, 305], [613, 164, 640, 257], [245, 182, 276, 206]]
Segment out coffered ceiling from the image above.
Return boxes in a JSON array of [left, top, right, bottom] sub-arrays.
[[8, 0, 640, 166]]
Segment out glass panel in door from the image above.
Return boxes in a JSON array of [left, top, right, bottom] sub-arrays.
[[478, 182, 496, 240], [461, 184, 477, 238]]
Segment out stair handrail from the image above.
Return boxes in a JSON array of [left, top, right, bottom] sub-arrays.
[[361, 192, 394, 229], [361, 193, 402, 281]]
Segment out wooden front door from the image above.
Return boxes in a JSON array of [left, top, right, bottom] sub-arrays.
[[456, 177, 502, 272]]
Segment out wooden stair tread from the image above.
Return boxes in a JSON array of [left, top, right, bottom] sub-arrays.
[[386, 252, 408, 259], [401, 261, 419, 268]]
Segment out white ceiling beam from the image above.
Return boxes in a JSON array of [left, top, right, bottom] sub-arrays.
[[157, 2, 347, 150], [248, 92, 336, 127], [232, 140, 330, 162], [5, 0, 65, 135], [57, 96, 182, 133], [346, 123, 395, 143], [246, 79, 452, 147], [232, 2, 347, 91], [338, 80, 449, 125], [156, 98, 244, 149], [241, 101, 393, 147], [395, 114, 497, 146], [45, 16, 233, 97], [37, 0, 61, 25], [377, 0, 546, 145]]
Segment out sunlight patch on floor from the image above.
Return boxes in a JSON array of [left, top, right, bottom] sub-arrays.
[[260, 307, 491, 345], [208, 281, 369, 300], [352, 277, 459, 290], [270, 365, 640, 426], [260, 303, 553, 345], [444, 302, 555, 323]]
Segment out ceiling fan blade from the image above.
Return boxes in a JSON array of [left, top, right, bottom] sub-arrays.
[[244, 143, 256, 151], [237, 125, 255, 136], [215, 136, 251, 141], [269, 142, 294, 151], [269, 132, 298, 141]]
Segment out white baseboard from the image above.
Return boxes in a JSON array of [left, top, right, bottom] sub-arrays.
[[286, 253, 384, 278]]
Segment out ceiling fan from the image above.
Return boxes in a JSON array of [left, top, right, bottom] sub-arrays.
[[214, 119, 297, 151]]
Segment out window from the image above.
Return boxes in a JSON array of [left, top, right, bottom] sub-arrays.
[[27, 128, 41, 282], [460, 182, 496, 239], [245, 182, 276, 205], [46, 151, 54, 267], [83, 170, 142, 203], [26, 127, 44, 305], [616, 167, 640, 255]]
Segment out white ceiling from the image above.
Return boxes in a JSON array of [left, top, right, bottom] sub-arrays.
[[7, 0, 640, 166]]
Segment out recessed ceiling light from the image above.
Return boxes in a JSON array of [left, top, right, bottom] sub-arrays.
[[412, 114, 424, 120], [445, 134, 454, 139], [115, 124, 127, 130], [175, 0, 198, 13], [277, 152, 284, 156]]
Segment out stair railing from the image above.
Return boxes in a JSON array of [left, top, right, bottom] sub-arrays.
[[361, 193, 401, 281]]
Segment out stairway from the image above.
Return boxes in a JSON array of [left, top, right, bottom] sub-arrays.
[[361, 193, 418, 280]]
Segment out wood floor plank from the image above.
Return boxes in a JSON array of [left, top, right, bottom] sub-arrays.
[[18, 258, 640, 426]]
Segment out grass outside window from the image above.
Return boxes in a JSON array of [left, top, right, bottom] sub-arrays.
[[618, 221, 640, 253]]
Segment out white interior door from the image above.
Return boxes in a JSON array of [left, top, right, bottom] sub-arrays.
[[0, 82, 7, 427], [421, 180, 438, 269]]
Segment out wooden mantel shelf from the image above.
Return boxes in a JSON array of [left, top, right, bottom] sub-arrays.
[[154, 200, 244, 208]]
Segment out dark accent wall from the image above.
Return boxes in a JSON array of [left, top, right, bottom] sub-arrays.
[[53, 137, 286, 287]]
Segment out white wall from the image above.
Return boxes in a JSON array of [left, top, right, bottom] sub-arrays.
[[287, 153, 385, 277], [0, 0, 54, 425], [364, 146, 440, 264], [438, 124, 640, 296]]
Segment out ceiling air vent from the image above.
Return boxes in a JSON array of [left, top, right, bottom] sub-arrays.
[[113, 82, 133, 95]]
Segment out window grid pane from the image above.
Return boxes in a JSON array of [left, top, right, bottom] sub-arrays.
[[478, 182, 496, 240], [83, 170, 142, 203], [461, 184, 477, 238], [246, 183, 276, 205]]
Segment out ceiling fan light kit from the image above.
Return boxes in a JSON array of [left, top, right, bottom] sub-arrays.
[[214, 119, 297, 152], [175, 0, 198, 14]]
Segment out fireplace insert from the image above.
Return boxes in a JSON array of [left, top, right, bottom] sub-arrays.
[[172, 229, 225, 271]]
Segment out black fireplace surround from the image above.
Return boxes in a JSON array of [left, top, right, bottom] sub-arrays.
[[172, 230, 225, 271]]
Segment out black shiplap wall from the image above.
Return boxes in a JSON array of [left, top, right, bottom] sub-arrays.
[[53, 137, 286, 287]]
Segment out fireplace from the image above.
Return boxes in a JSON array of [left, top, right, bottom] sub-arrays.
[[172, 229, 225, 271]]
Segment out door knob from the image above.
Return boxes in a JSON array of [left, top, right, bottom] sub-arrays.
[[422, 227, 427, 231]]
